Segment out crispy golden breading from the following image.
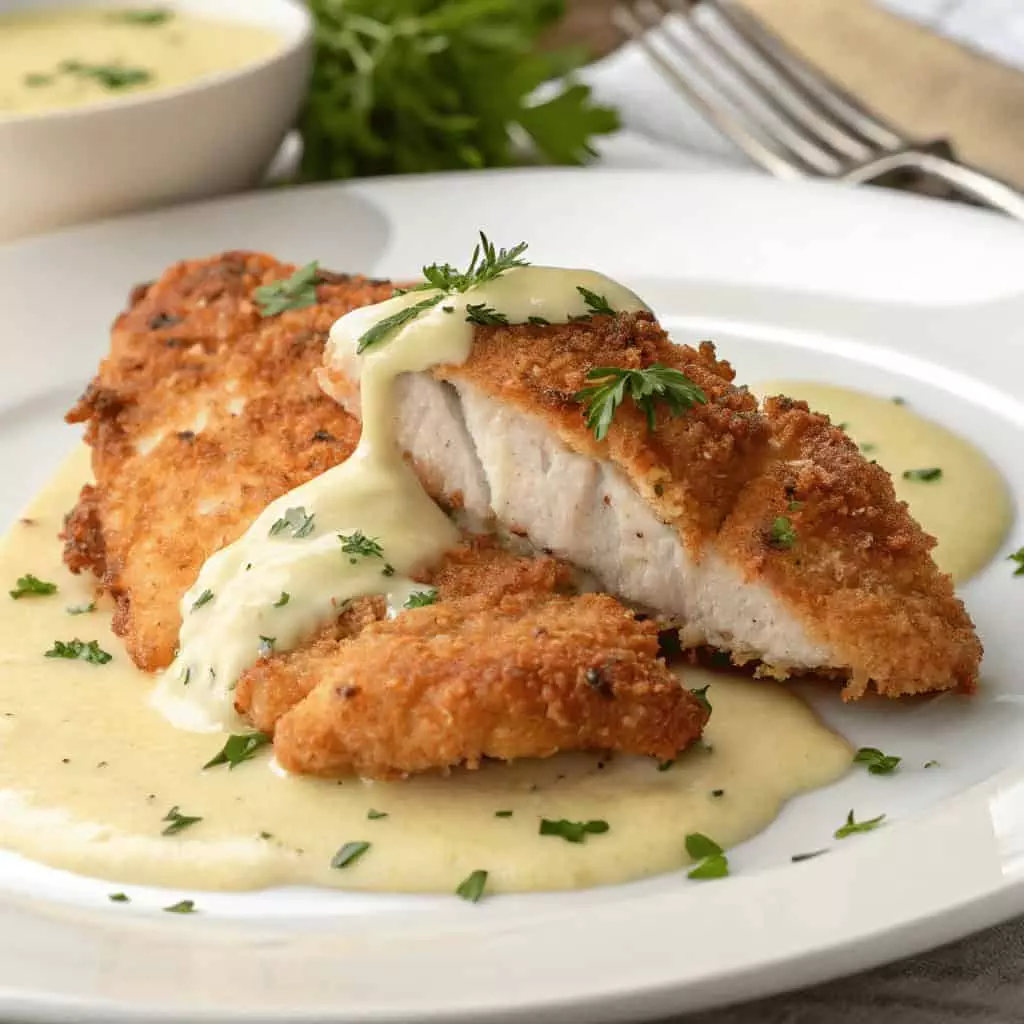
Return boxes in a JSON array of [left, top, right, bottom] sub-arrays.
[[63, 252, 393, 670], [271, 590, 704, 780], [716, 397, 981, 698]]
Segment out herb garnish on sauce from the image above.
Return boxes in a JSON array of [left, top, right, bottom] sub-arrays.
[[853, 747, 901, 775], [164, 899, 196, 914], [203, 733, 270, 770], [110, 8, 174, 24], [10, 574, 57, 599], [404, 590, 438, 609], [902, 467, 942, 482], [45, 639, 112, 664], [269, 506, 316, 539], [254, 262, 320, 317], [331, 841, 371, 868], [339, 531, 384, 562], [161, 806, 203, 836], [576, 286, 615, 317], [539, 818, 609, 843], [685, 833, 729, 880], [455, 869, 488, 903], [834, 810, 886, 839], [1009, 548, 1024, 576], [191, 589, 214, 611], [575, 365, 707, 442]]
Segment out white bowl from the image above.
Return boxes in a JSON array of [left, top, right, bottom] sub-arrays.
[[0, 0, 312, 241]]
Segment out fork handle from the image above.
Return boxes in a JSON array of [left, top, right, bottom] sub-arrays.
[[841, 149, 1024, 220]]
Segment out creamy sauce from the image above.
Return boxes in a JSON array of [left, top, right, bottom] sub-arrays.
[[159, 267, 649, 732], [0, 8, 282, 117], [0, 449, 851, 892], [757, 381, 1013, 582]]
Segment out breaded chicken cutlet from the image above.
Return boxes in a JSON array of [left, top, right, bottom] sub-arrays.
[[237, 542, 707, 779], [322, 309, 981, 699], [63, 253, 708, 779]]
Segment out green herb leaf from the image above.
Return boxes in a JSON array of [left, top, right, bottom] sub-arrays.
[[161, 805, 203, 836], [455, 869, 488, 903], [59, 60, 152, 89], [1009, 548, 1024, 576], [656, 759, 674, 772], [404, 590, 438, 609], [339, 531, 384, 561], [791, 850, 827, 863], [465, 303, 509, 326], [689, 685, 712, 715], [253, 262, 320, 317], [576, 286, 615, 317], [769, 516, 797, 550], [853, 746, 902, 775], [268, 506, 316, 539], [685, 832, 723, 859], [574, 365, 707, 442], [273, 591, 291, 607], [528, 315, 551, 326], [108, 892, 130, 903], [191, 589, 214, 611], [902, 467, 942, 482], [356, 295, 444, 354], [10, 574, 57, 599], [331, 840, 370, 868], [834, 809, 886, 840], [67, 602, 96, 615], [203, 733, 271, 770], [111, 8, 173, 24], [163, 899, 196, 914], [495, 810, 513, 818], [367, 809, 388, 820], [687, 853, 729, 880], [538, 818, 609, 843], [44, 639, 112, 665]]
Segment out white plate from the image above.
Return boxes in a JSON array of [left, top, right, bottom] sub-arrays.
[[1, 169, 1023, 1023]]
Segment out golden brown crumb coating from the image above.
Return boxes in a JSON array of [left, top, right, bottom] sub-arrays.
[[63, 253, 393, 670], [715, 397, 981, 698], [272, 589, 704, 780]]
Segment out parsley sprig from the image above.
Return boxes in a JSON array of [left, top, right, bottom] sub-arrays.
[[576, 286, 615, 317], [575, 365, 707, 442], [834, 810, 886, 839], [203, 733, 270, 770], [254, 262, 320, 317], [853, 747, 901, 775], [10, 574, 57, 600], [339, 531, 384, 562], [45, 639, 111, 665]]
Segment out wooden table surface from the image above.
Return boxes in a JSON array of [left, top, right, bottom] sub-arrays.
[[556, 0, 1024, 187]]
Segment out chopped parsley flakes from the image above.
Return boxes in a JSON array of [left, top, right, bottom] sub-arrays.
[[269, 506, 316, 539], [902, 467, 942, 482], [10, 574, 57, 600], [331, 841, 370, 869], [768, 516, 797, 549], [163, 899, 197, 914], [404, 590, 438, 609], [367, 809, 388, 820], [44, 639, 111, 665], [539, 818, 609, 843], [254, 262, 320, 317], [685, 833, 729, 880], [853, 747, 901, 775], [273, 591, 290, 607], [455, 869, 488, 903], [108, 892, 130, 903], [203, 732, 270, 770], [834, 809, 886, 840], [161, 806, 203, 836], [339, 531, 384, 562], [191, 589, 214, 611], [1009, 548, 1024, 576]]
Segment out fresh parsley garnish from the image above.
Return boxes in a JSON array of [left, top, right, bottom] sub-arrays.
[[161, 806, 203, 836], [110, 8, 173, 24], [273, 592, 290, 607], [576, 286, 615, 317], [690, 685, 712, 715], [1009, 548, 1024, 576], [853, 747, 901, 775], [331, 841, 370, 868], [769, 516, 797, 550], [67, 602, 96, 615], [404, 590, 438, 609], [163, 899, 196, 914], [108, 892, 130, 903], [902, 467, 942, 482], [45, 639, 112, 665], [495, 810, 513, 818], [356, 235, 528, 353], [367, 809, 388, 820], [191, 589, 214, 610], [269, 506, 316, 538], [834, 810, 886, 840], [58, 60, 152, 90], [455, 869, 488, 903], [538, 818, 609, 843], [528, 315, 551, 326], [253, 262, 320, 317], [685, 833, 729, 880], [203, 733, 270, 770], [10, 574, 57, 599], [464, 303, 509, 326], [574, 365, 707, 442], [339, 531, 384, 562]]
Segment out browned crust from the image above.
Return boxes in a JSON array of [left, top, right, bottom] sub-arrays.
[[63, 252, 393, 670], [716, 397, 981, 698], [435, 314, 773, 541]]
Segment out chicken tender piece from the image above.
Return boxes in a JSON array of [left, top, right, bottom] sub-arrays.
[[322, 310, 981, 698], [272, 589, 705, 780], [63, 252, 394, 670]]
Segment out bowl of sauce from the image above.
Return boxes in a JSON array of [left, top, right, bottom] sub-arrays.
[[0, 1, 311, 240]]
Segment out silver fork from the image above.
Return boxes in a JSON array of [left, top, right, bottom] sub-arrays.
[[613, 0, 1024, 219]]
